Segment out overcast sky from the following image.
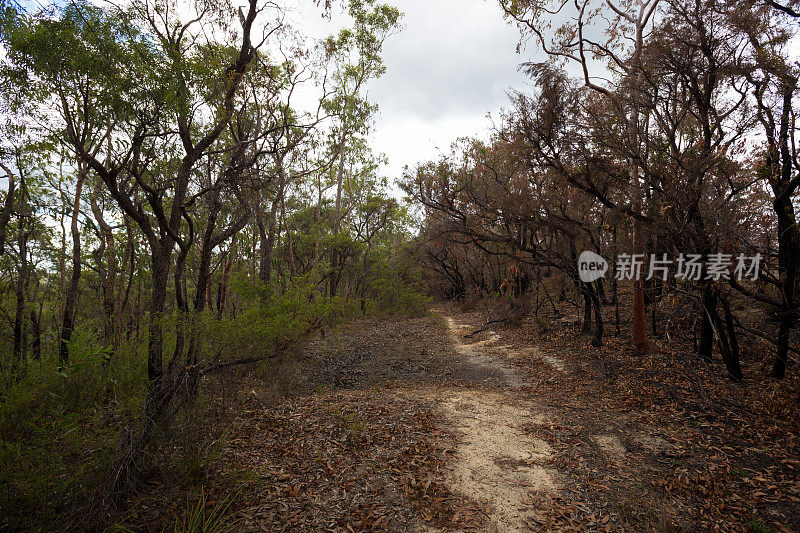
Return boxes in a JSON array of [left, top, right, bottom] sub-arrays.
[[293, 0, 539, 187]]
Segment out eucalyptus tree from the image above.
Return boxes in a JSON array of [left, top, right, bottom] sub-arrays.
[[344, 159, 406, 303], [252, 50, 335, 290], [627, 0, 753, 377], [87, 176, 121, 356], [499, 0, 662, 354], [725, 0, 800, 378], [0, 143, 56, 376], [323, 0, 401, 296], [0, 1, 128, 365], [0, 161, 16, 255], [2, 0, 288, 497]]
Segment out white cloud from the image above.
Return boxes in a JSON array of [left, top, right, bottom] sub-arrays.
[[366, 0, 534, 182], [287, 0, 539, 187]]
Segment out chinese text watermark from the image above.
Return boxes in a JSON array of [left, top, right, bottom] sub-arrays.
[[578, 252, 761, 283]]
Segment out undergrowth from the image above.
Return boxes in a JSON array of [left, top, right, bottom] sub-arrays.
[[0, 278, 428, 530]]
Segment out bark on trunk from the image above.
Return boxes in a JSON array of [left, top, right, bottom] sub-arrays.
[[147, 248, 170, 382], [258, 174, 284, 289], [0, 165, 15, 254], [773, 198, 798, 378], [59, 166, 87, 366], [116, 216, 134, 349], [767, 78, 800, 379], [280, 188, 295, 283], [698, 283, 717, 360], [330, 135, 347, 298], [718, 296, 743, 381], [217, 238, 235, 319], [591, 283, 603, 347], [90, 180, 117, 355], [30, 305, 41, 360], [262, 179, 283, 287], [170, 242, 190, 373], [582, 287, 592, 333], [631, 215, 650, 354], [13, 225, 27, 370]]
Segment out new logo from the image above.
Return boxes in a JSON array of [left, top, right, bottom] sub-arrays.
[[578, 251, 608, 283]]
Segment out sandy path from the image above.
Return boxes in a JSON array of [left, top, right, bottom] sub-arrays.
[[422, 312, 557, 532], [304, 309, 562, 531]]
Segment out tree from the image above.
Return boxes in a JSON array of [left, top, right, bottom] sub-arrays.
[[726, 0, 799, 378], [323, 0, 401, 296], [500, 0, 661, 354]]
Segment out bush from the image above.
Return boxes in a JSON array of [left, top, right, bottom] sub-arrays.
[[0, 269, 431, 529], [0, 326, 145, 529]]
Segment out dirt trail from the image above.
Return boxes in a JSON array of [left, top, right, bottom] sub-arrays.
[[443, 316, 524, 388], [303, 308, 562, 531], [129, 307, 799, 531], [426, 311, 557, 532]]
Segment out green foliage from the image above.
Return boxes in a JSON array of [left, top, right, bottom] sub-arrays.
[[0, 329, 144, 528], [207, 277, 362, 361], [0, 258, 426, 525], [364, 262, 430, 316], [181, 432, 229, 486], [1, 0, 152, 124], [172, 489, 240, 533], [0, 0, 419, 527], [360, 241, 430, 315], [106, 489, 240, 533], [59, 339, 113, 378], [746, 518, 777, 533], [322, 0, 403, 140]]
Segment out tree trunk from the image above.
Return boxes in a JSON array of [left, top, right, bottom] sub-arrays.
[[627, 36, 650, 355], [282, 191, 296, 280], [772, 198, 798, 378], [263, 177, 284, 287], [147, 247, 170, 382], [698, 283, 717, 360], [256, 201, 269, 286], [0, 164, 15, 254], [330, 136, 347, 298], [631, 218, 650, 354], [765, 76, 799, 379], [30, 305, 42, 360], [90, 180, 117, 355], [258, 174, 285, 289], [314, 176, 323, 263], [59, 180, 67, 319], [13, 224, 27, 371], [59, 166, 87, 366], [115, 216, 134, 350], [718, 296, 743, 381], [582, 287, 592, 333], [170, 242, 190, 373], [591, 283, 603, 347], [217, 238, 235, 319]]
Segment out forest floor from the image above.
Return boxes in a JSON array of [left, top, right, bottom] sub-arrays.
[[116, 302, 800, 532]]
